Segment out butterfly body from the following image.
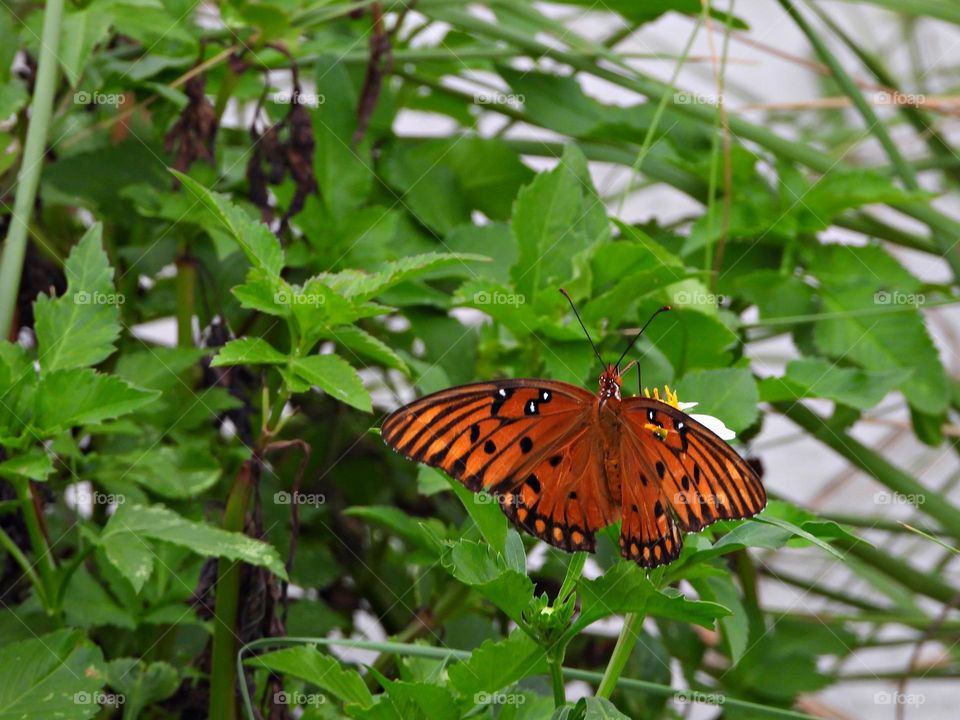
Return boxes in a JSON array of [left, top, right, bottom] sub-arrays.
[[382, 364, 765, 568]]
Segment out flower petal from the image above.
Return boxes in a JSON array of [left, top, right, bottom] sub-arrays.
[[691, 413, 736, 440]]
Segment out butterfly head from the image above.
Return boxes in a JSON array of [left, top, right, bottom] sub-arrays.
[[598, 364, 622, 402]]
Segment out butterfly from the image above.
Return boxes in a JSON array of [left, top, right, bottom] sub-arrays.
[[381, 292, 765, 568]]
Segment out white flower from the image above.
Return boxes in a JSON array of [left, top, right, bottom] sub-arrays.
[[644, 386, 737, 441]]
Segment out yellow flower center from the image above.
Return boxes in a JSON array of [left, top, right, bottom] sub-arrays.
[[642, 384, 681, 409]]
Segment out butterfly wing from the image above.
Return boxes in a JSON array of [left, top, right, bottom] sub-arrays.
[[618, 429, 685, 567], [621, 397, 766, 535], [381, 379, 618, 550]]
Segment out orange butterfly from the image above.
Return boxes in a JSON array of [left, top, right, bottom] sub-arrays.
[[381, 292, 765, 568]]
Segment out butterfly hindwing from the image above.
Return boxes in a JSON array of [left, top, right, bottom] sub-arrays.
[[502, 429, 619, 553], [619, 431, 684, 567], [622, 398, 766, 532]]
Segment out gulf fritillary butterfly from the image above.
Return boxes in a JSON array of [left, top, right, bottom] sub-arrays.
[[381, 292, 766, 568]]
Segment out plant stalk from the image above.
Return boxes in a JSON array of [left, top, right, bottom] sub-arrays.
[[596, 611, 645, 699], [0, 0, 65, 339]]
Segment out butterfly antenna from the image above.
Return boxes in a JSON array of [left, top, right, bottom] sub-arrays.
[[615, 305, 672, 369], [559, 288, 604, 365]]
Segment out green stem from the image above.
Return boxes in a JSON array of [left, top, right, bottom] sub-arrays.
[[175, 243, 196, 349], [238, 637, 824, 720], [0, 0, 65, 339], [15, 480, 58, 617], [596, 611, 644, 699], [0, 524, 46, 605], [209, 460, 256, 720], [549, 655, 566, 707], [776, 402, 960, 543]]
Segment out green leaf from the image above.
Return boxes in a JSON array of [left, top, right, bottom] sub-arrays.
[[101, 504, 287, 581], [33, 369, 160, 434], [101, 534, 155, 594], [211, 337, 288, 367], [106, 658, 179, 720], [318, 252, 489, 303], [447, 476, 508, 554], [59, 3, 113, 85], [576, 562, 729, 631], [245, 646, 374, 708], [115, 445, 221, 499], [171, 171, 284, 277], [759, 358, 912, 410], [0, 629, 106, 720], [376, 679, 459, 720], [442, 540, 535, 625], [288, 354, 372, 412], [511, 145, 605, 303], [34, 224, 121, 373], [448, 630, 547, 703], [324, 325, 409, 373], [676, 367, 759, 433], [63, 566, 136, 630], [0, 449, 54, 482]]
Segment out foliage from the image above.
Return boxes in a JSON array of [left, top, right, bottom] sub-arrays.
[[1, 0, 959, 718]]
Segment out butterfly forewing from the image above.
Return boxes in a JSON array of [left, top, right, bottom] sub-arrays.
[[621, 398, 766, 533]]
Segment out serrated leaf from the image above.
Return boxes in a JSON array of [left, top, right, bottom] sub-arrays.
[[101, 504, 287, 581], [0, 449, 54, 482], [448, 630, 546, 702], [211, 337, 288, 367], [34, 224, 121, 373], [325, 325, 408, 373], [576, 562, 729, 631], [101, 533, 155, 593], [317, 252, 488, 302], [0, 630, 106, 720], [172, 171, 284, 277], [288, 354, 371, 412], [245, 646, 373, 708], [759, 358, 911, 410], [33, 369, 160, 435]]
